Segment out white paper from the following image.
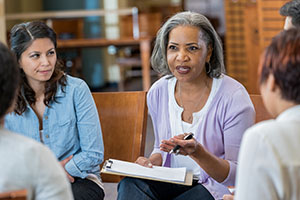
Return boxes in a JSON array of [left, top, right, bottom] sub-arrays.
[[106, 159, 186, 182]]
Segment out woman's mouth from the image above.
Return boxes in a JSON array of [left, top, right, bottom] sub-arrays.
[[38, 69, 52, 75], [176, 66, 191, 74]]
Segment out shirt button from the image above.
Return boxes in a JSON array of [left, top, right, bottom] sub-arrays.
[[45, 134, 49, 138], [45, 116, 48, 120]]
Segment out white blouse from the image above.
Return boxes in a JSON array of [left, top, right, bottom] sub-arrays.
[[235, 105, 300, 200], [167, 76, 222, 177]]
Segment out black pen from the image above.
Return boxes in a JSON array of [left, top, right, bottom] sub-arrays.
[[169, 133, 194, 155]]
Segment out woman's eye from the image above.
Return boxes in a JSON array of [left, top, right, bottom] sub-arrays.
[[30, 54, 40, 58], [48, 51, 55, 56], [188, 46, 198, 51], [168, 45, 177, 50]]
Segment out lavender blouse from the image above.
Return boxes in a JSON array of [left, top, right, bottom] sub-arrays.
[[147, 75, 255, 199]]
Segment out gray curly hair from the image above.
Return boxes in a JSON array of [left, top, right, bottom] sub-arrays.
[[151, 11, 225, 78]]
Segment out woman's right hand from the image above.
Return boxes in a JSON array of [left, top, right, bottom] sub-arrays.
[[223, 194, 234, 200], [60, 155, 75, 183], [161, 133, 199, 156], [135, 156, 153, 168]]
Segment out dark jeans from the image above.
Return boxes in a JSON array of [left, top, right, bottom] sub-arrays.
[[117, 177, 214, 200], [71, 178, 104, 200]]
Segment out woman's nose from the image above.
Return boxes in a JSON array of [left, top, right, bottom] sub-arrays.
[[176, 50, 189, 62], [40, 55, 50, 65]]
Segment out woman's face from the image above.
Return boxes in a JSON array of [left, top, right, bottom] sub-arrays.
[[167, 25, 211, 83], [19, 38, 56, 86]]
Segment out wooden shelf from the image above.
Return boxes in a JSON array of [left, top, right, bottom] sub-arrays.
[[2, 6, 153, 91], [57, 37, 153, 91], [57, 37, 150, 48], [116, 57, 141, 67]]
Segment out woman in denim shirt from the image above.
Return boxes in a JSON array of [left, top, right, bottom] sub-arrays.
[[4, 21, 104, 200]]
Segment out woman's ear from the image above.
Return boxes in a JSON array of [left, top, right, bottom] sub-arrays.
[[266, 74, 281, 94], [205, 45, 212, 63], [266, 74, 278, 92]]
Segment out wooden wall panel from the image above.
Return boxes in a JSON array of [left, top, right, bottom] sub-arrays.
[[225, 0, 288, 94], [0, 0, 6, 45], [224, 0, 248, 88], [244, 2, 260, 94], [257, 0, 288, 52]]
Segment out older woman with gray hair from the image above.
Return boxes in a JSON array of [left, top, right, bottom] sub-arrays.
[[117, 11, 255, 200]]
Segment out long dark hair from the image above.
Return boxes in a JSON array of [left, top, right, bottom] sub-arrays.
[[10, 21, 66, 115]]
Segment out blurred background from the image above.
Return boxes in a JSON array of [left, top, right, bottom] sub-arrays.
[[0, 1, 290, 198], [1, 0, 289, 94]]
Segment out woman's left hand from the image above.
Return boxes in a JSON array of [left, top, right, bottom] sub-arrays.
[[60, 155, 75, 183], [160, 133, 199, 156]]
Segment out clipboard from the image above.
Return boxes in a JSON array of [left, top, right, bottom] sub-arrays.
[[101, 159, 193, 186]]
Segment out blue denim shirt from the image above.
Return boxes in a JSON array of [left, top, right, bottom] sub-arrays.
[[4, 75, 104, 179]]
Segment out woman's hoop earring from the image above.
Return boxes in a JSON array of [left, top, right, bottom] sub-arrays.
[[205, 62, 211, 74]]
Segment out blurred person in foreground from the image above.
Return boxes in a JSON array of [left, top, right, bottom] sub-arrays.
[[224, 28, 300, 200], [0, 42, 73, 200]]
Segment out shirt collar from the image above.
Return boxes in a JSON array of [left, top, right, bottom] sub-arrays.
[[55, 84, 66, 98], [277, 105, 300, 121], [21, 83, 66, 108]]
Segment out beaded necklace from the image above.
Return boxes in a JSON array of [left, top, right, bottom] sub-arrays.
[[178, 83, 207, 123]]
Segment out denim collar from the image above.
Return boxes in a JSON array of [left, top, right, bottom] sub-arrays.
[[54, 84, 66, 98], [22, 82, 66, 109]]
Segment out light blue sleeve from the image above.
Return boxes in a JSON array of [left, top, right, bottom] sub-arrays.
[[4, 112, 15, 131], [4, 116, 12, 130], [64, 80, 104, 178]]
